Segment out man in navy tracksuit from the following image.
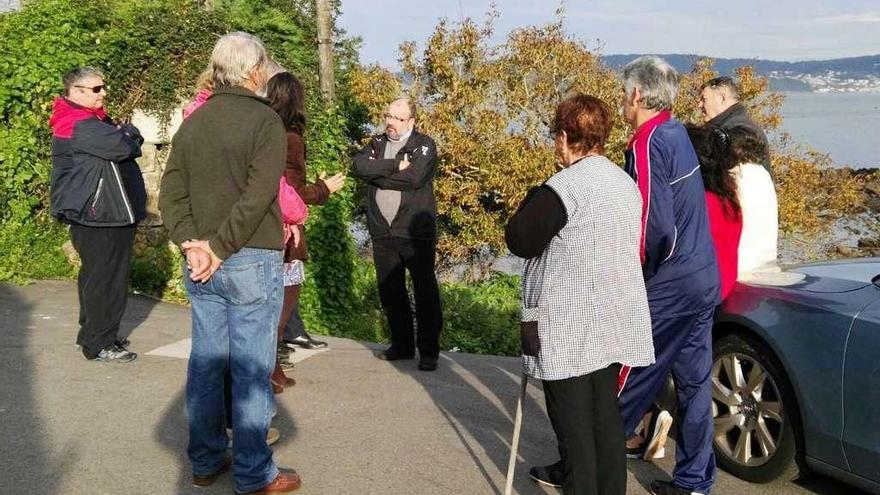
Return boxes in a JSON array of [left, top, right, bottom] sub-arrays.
[[619, 56, 720, 495]]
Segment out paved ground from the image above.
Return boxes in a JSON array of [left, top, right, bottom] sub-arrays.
[[0, 280, 865, 494]]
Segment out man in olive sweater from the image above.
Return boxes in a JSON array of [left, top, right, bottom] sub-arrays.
[[159, 33, 301, 494]]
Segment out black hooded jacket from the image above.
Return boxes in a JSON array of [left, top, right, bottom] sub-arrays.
[[49, 97, 147, 227]]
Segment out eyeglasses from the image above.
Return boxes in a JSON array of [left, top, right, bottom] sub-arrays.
[[383, 113, 411, 123], [75, 84, 107, 94]]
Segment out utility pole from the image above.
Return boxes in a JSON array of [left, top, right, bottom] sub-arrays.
[[316, 0, 335, 104]]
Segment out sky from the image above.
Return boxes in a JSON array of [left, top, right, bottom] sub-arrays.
[[338, 0, 880, 68]]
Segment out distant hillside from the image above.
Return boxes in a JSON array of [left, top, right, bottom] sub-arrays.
[[602, 54, 880, 76], [602, 54, 880, 92]]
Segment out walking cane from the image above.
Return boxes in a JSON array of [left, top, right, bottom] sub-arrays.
[[504, 373, 528, 495]]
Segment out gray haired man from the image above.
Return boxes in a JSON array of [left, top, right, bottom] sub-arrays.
[[49, 66, 146, 363], [160, 32, 301, 494]]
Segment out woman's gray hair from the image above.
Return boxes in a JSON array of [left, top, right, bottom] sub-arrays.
[[210, 32, 268, 88], [62, 66, 104, 96], [622, 55, 680, 111]]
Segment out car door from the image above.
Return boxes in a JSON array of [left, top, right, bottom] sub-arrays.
[[842, 285, 880, 483]]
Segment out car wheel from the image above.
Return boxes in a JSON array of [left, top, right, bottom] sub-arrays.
[[712, 333, 803, 483]]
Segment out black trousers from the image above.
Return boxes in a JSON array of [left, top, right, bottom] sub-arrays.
[[371, 235, 442, 358], [69, 223, 135, 358], [543, 365, 627, 495]]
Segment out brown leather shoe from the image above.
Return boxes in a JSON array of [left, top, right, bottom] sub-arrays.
[[192, 456, 232, 487], [271, 363, 295, 391], [241, 472, 302, 494]]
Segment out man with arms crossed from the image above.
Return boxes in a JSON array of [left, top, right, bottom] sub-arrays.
[[352, 98, 443, 372]]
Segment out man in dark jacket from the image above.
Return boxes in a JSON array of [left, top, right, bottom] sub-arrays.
[[700, 76, 772, 172], [352, 98, 443, 371], [49, 66, 146, 363], [159, 32, 301, 494]]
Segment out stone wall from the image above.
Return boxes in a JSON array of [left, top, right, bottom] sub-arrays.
[[0, 0, 20, 13], [131, 109, 183, 227]]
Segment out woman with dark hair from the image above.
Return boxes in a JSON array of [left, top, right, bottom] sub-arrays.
[[506, 94, 654, 495], [686, 124, 743, 301], [265, 72, 345, 388]]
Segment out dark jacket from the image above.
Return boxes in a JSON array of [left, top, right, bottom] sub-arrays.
[[49, 97, 147, 226], [283, 132, 329, 261], [625, 110, 721, 317], [351, 129, 438, 240], [708, 102, 772, 173], [159, 86, 287, 260]]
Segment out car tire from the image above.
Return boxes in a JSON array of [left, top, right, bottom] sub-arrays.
[[712, 332, 804, 483]]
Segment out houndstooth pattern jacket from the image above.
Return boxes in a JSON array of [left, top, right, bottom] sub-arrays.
[[521, 156, 655, 381]]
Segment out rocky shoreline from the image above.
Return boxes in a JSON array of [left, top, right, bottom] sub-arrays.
[[780, 167, 880, 265]]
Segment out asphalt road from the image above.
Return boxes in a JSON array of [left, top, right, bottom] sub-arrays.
[[0, 280, 865, 494]]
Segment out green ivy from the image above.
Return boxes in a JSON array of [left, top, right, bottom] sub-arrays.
[[1, 0, 523, 357], [0, 0, 330, 284]]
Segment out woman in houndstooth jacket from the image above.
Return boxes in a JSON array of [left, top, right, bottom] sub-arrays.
[[505, 94, 654, 495]]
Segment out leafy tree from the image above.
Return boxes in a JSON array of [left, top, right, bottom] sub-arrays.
[[351, 9, 868, 272], [0, 0, 362, 289], [352, 9, 623, 274]]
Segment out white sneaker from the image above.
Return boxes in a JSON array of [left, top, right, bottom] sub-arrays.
[[644, 410, 673, 461]]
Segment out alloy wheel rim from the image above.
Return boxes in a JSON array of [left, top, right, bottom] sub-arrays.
[[711, 352, 785, 467]]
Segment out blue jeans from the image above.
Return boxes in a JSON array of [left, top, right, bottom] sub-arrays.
[[184, 248, 283, 493]]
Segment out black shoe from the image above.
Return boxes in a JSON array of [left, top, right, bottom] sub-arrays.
[[375, 348, 415, 361], [277, 344, 295, 371], [115, 337, 130, 349], [288, 333, 328, 350], [279, 340, 298, 351], [626, 443, 647, 459], [650, 480, 704, 495], [418, 356, 438, 371], [529, 460, 563, 488], [88, 344, 137, 363]]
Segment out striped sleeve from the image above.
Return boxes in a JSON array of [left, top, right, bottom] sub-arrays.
[[628, 129, 678, 279]]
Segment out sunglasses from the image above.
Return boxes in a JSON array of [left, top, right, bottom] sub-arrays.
[[75, 84, 107, 94]]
